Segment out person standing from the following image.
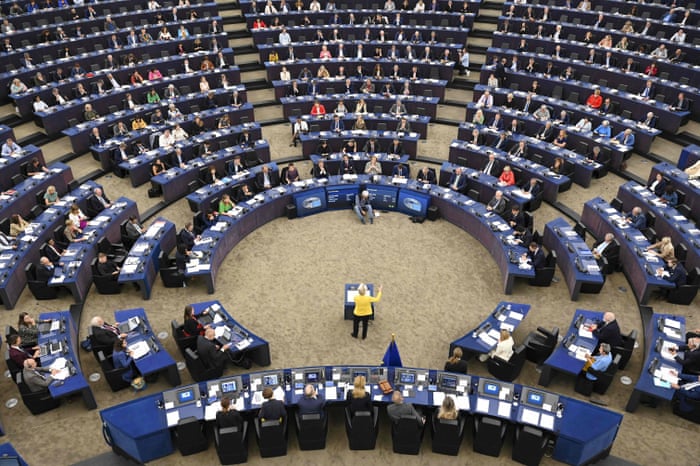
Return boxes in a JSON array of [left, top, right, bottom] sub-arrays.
[[351, 283, 382, 339]]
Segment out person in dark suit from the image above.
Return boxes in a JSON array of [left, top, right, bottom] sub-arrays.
[[227, 155, 247, 176], [88, 127, 103, 147], [448, 168, 466, 192], [256, 164, 280, 190], [521, 178, 540, 198], [647, 173, 667, 196], [591, 232, 618, 266], [124, 216, 143, 240], [669, 92, 689, 112], [503, 205, 525, 232], [259, 387, 287, 422], [639, 80, 655, 100], [492, 132, 509, 150], [621, 57, 638, 73], [670, 338, 700, 374], [88, 187, 112, 214], [525, 242, 545, 269], [8, 334, 40, 368], [36, 256, 55, 283], [330, 114, 344, 133], [363, 138, 381, 153], [96, 252, 120, 277], [387, 138, 403, 155], [338, 155, 356, 175], [590, 312, 623, 350], [587, 146, 609, 166], [347, 375, 373, 415], [90, 316, 125, 347], [467, 128, 483, 146], [488, 113, 504, 131], [387, 391, 424, 426], [297, 384, 326, 417], [41, 239, 63, 264], [392, 163, 408, 178], [625, 207, 646, 230], [486, 190, 508, 215], [416, 166, 436, 184], [238, 130, 253, 147], [216, 397, 244, 428], [536, 121, 554, 142], [482, 153, 500, 176], [197, 328, 231, 373], [179, 222, 197, 250], [444, 347, 468, 373], [671, 372, 700, 417], [659, 258, 687, 290]]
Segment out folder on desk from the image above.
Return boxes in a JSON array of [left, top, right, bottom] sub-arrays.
[[432, 391, 445, 407], [166, 410, 180, 427], [521, 407, 540, 426], [128, 341, 150, 360]]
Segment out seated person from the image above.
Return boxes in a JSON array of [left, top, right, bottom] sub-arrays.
[[197, 328, 232, 373], [387, 390, 424, 426], [8, 334, 40, 368], [657, 258, 687, 292], [479, 329, 514, 362], [486, 190, 508, 215], [112, 338, 145, 390], [592, 232, 618, 264], [346, 375, 373, 415], [125, 216, 144, 240], [668, 337, 700, 374], [444, 347, 468, 373], [259, 387, 287, 423], [285, 163, 300, 184], [364, 156, 382, 175], [579, 343, 612, 383], [339, 155, 356, 175], [218, 194, 236, 216], [298, 384, 325, 416], [22, 358, 59, 392], [312, 160, 330, 178], [256, 165, 280, 190], [612, 129, 635, 146], [316, 140, 331, 157], [9, 214, 28, 237], [589, 312, 623, 350], [416, 166, 435, 184], [17, 312, 45, 348], [90, 316, 126, 348], [44, 185, 59, 206], [96, 252, 120, 278], [498, 165, 515, 186], [0, 231, 17, 252], [647, 173, 666, 196], [647, 236, 675, 261], [625, 207, 646, 229], [354, 191, 374, 224], [204, 166, 222, 185], [363, 138, 381, 154], [503, 205, 525, 232], [217, 396, 244, 428], [448, 168, 466, 191], [227, 155, 247, 176], [521, 178, 540, 198], [26, 158, 48, 176], [437, 396, 458, 420], [36, 256, 56, 283], [524, 242, 545, 268], [88, 188, 112, 213], [64, 219, 87, 243], [659, 185, 678, 207]]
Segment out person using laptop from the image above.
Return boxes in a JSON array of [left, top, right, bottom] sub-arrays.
[[197, 328, 232, 375], [90, 316, 127, 348], [112, 339, 145, 390], [22, 358, 60, 392]]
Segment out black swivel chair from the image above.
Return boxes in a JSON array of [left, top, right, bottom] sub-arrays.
[[612, 329, 638, 370], [574, 354, 621, 396], [183, 347, 222, 381], [160, 252, 185, 288], [97, 350, 131, 392], [91, 258, 122, 295], [529, 250, 557, 286], [512, 425, 550, 465], [174, 416, 209, 456], [523, 327, 559, 364], [391, 415, 425, 455], [5, 349, 22, 380], [473, 415, 507, 457], [487, 344, 527, 382], [171, 319, 197, 357], [15, 372, 61, 415], [214, 421, 249, 464], [344, 407, 379, 450], [431, 413, 465, 455], [97, 237, 127, 265], [667, 267, 700, 305], [87, 326, 114, 363], [255, 417, 288, 457], [672, 391, 700, 424], [295, 410, 328, 450], [25, 263, 59, 300]]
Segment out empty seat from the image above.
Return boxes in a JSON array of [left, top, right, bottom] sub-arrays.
[[473, 416, 506, 457], [345, 407, 379, 450]]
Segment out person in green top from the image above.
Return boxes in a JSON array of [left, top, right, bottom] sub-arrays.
[[219, 193, 235, 215], [351, 283, 382, 340], [146, 89, 161, 104]]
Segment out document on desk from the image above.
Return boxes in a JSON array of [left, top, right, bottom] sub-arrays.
[[661, 341, 678, 360], [273, 386, 285, 401], [497, 401, 511, 418], [578, 327, 593, 339], [540, 413, 555, 430], [521, 408, 540, 426], [508, 311, 524, 321], [654, 366, 679, 385], [478, 332, 498, 347], [500, 322, 515, 332], [128, 341, 150, 360], [166, 410, 180, 427], [214, 326, 230, 339], [432, 391, 445, 407], [325, 389, 338, 401], [205, 401, 221, 421], [663, 326, 682, 340], [475, 397, 490, 413], [346, 289, 359, 301], [575, 347, 589, 361], [251, 391, 264, 406], [454, 396, 470, 411], [235, 338, 251, 350]]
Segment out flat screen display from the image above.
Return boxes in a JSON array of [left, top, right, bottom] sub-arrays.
[[526, 390, 544, 407], [221, 380, 237, 394], [440, 375, 458, 390], [484, 382, 500, 396], [177, 389, 195, 404], [399, 372, 416, 384], [294, 187, 327, 217], [366, 185, 398, 210], [397, 190, 430, 217], [305, 371, 320, 383], [326, 185, 360, 210], [263, 374, 279, 386]]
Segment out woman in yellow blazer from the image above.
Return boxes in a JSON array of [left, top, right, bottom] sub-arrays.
[[351, 283, 382, 339]]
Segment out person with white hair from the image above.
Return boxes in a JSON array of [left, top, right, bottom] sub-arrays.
[[354, 191, 375, 224], [351, 283, 382, 339], [90, 316, 126, 347]]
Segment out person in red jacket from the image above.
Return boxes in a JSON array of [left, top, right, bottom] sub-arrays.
[[586, 88, 603, 109], [499, 165, 516, 186]]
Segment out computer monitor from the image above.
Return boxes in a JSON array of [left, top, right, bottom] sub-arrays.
[[351, 368, 369, 380], [479, 379, 501, 398], [220, 379, 238, 395], [439, 374, 458, 391], [304, 370, 321, 384], [263, 374, 279, 387], [525, 389, 544, 407], [177, 388, 196, 405], [397, 370, 416, 385]]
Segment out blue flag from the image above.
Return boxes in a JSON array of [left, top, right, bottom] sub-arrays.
[[382, 339, 403, 367]]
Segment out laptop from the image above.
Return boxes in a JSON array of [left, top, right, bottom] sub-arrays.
[[39, 341, 63, 357], [118, 316, 141, 334], [38, 320, 60, 334]]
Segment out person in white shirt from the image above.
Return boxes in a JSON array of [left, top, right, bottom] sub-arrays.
[[651, 45, 668, 58], [158, 129, 175, 147], [384, 0, 395, 9], [2, 138, 21, 156], [413, 0, 425, 12], [147, 0, 161, 9], [291, 117, 308, 146], [574, 117, 592, 132], [264, 0, 277, 13], [172, 123, 188, 141], [309, 0, 321, 11], [476, 90, 493, 108], [32, 96, 49, 112], [167, 104, 183, 120], [670, 28, 686, 43], [280, 66, 291, 81], [279, 28, 291, 45], [479, 329, 515, 362]]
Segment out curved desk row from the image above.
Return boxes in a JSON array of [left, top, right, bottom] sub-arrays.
[[0, 33, 229, 103], [100, 363, 623, 465], [268, 58, 455, 85], [117, 121, 262, 187], [274, 77, 445, 103], [678, 144, 700, 171], [450, 301, 531, 358], [0, 181, 99, 310], [239, 0, 481, 9], [580, 197, 674, 304], [459, 118, 600, 188], [625, 313, 686, 412], [48, 197, 138, 304], [300, 130, 419, 158], [448, 137, 570, 203], [310, 153, 409, 177], [184, 162, 277, 214], [0, 145, 45, 192], [288, 112, 430, 138], [117, 218, 177, 300], [150, 141, 271, 203], [281, 91, 439, 119], [468, 85, 659, 156], [185, 175, 535, 295], [38, 310, 96, 409], [481, 56, 690, 134], [11, 48, 237, 119], [616, 181, 700, 272], [35, 68, 240, 136], [543, 218, 605, 301], [649, 162, 700, 224], [0, 162, 72, 219]]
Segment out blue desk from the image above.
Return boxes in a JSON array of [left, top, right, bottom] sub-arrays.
[[581, 197, 675, 304], [625, 313, 686, 412], [100, 364, 623, 465], [281, 92, 440, 120], [38, 310, 96, 409], [0, 443, 29, 466], [117, 218, 176, 300], [151, 141, 271, 203], [311, 153, 409, 178], [449, 301, 531, 358], [0, 162, 73, 220], [301, 130, 420, 159], [0, 145, 45, 191], [344, 283, 375, 320], [649, 162, 700, 224], [115, 308, 180, 386], [0, 181, 97, 309], [543, 218, 605, 301], [678, 145, 700, 171], [191, 300, 271, 367], [616, 181, 700, 273], [538, 310, 602, 386], [289, 112, 431, 139], [48, 197, 138, 303]]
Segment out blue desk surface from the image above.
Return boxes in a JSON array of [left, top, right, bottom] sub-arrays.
[[115, 308, 177, 377], [650, 162, 700, 223], [0, 162, 72, 219], [678, 145, 700, 171], [544, 309, 602, 376], [0, 443, 29, 466], [450, 301, 531, 355]]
